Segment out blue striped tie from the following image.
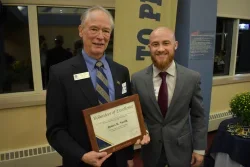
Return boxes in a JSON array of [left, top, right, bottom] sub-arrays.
[[95, 61, 110, 104]]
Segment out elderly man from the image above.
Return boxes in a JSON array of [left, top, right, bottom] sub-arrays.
[[46, 6, 134, 167]]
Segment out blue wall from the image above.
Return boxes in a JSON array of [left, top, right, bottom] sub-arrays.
[[175, 0, 217, 124]]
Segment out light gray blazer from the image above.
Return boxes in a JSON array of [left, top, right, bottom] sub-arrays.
[[131, 63, 207, 167]]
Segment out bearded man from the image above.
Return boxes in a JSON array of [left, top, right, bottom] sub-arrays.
[[131, 27, 207, 167]]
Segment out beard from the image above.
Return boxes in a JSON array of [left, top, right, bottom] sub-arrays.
[[151, 53, 174, 71]]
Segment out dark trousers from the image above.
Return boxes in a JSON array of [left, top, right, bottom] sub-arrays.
[[157, 146, 169, 167], [102, 154, 117, 167]]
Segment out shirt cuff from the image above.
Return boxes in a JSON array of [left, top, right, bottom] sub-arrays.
[[193, 150, 205, 155]]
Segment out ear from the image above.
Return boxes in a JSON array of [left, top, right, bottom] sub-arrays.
[[175, 41, 178, 50], [78, 25, 83, 37]]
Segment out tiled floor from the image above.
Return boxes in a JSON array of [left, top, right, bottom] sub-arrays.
[[133, 149, 143, 167], [206, 130, 217, 153]]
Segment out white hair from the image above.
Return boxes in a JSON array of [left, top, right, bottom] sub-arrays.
[[80, 6, 114, 29]]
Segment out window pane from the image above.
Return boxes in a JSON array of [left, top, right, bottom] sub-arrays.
[[0, 6, 33, 94], [236, 19, 250, 74], [37, 7, 115, 89], [213, 17, 233, 76]]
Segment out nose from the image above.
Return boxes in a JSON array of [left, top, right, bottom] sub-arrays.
[[96, 30, 105, 39], [158, 44, 164, 52]]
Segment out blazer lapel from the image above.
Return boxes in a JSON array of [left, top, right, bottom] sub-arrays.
[[165, 64, 185, 120], [71, 54, 98, 106], [145, 65, 163, 119]]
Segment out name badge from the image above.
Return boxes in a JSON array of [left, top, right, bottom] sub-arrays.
[[122, 82, 127, 94], [73, 72, 90, 81]]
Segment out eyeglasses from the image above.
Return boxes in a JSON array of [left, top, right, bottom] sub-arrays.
[[88, 27, 111, 37]]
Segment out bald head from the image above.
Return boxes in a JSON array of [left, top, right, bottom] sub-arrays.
[[148, 26, 178, 71], [149, 27, 176, 43]]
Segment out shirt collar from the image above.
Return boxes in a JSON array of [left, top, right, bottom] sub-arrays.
[[153, 61, 176, 78], [82, 50, 108, 71]]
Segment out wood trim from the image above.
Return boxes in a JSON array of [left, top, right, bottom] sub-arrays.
[[29, 6, 43, 92], [0, 91, 46, 110], [229, 19, 239, 76], [1, 0, 115, 8], [213, 74, 250, 86]]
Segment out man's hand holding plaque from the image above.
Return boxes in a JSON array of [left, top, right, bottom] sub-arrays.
[[135, 133, 150, 145], [81, 151, 112, 167]]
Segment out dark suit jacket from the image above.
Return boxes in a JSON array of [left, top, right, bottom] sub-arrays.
[[46, 53, 133, 167], [131, 63, 207, 167]]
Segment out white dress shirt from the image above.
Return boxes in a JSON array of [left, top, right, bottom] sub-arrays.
[[153, 61, 176, 107], [152, 61, 205, 156]]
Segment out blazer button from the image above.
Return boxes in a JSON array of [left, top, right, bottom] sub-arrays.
[[159, 140, 162, 143]]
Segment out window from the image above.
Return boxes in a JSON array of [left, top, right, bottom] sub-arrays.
[[0, 2, 116, 108], [213, 17, 250, 86], [236, 19, 250, 74], [37, 7, 81, 89], [37, 7, 115, 89], [0, 6, 33, 94], [213, 17, 233, 76]]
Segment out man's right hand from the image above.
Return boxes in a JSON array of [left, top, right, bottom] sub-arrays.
[[81, 151, 112, 167], [135, 134, 150, 145]]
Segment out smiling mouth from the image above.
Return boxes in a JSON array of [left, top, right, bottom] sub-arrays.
[[157, 54, 167, 57], [93, 43, 104, 46]]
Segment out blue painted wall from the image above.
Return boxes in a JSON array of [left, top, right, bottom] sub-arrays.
[[175, 0, 217, 124]]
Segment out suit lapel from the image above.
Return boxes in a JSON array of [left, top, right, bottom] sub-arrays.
[[165, 63, 185, 121], [145, 65, 163, 119], [71, 54, 98, 106]]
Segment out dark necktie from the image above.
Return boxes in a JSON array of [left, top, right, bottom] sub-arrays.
[[158, 72, 168, 117], [95, 61, 110, 104]]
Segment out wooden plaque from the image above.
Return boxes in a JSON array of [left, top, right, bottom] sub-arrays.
[[83, 94, 146, 154]]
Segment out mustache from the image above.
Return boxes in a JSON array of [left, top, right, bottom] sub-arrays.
[[151, 54, 174, 71], [155, 51, 169, 55]]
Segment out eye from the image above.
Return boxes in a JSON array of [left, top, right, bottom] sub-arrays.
[[152, 43, 159, 47], [90, 27, 98, 32], [103, 29, 111, 35], [163, 41, 170, 45]]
